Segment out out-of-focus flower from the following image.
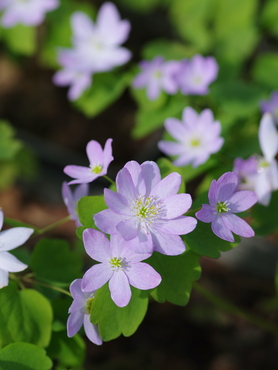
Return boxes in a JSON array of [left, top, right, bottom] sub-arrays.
[[81, 229, 161, 308], [0, 0, 59, 28], [196, 172, 257, 242], [132, 57, 180, 100], [67, 279, 102, 345], [260, 91, 278, 125], [64, 139, 113, 185], [0, 210, 33, 288], [158, 107, 224, 167], [62, 182, 89, 227], [178, 55, 218, 95], [233, 156, 258, 191], [94, 160, 197, 256]]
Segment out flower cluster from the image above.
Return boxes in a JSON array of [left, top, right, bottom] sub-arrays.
[[0, 0, 59, 28], [53, 2, 131, 101], [132, 54, 218, 100], [158, 106, 224, 168], [233, 113, 278, 206]]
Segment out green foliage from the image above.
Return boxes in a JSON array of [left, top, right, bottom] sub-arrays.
[[261, 0, 278, 37], [252, 53, 278, 90], [30, 238, 82, 287], [147, 251, 201, 305], [0, 120, 22, 160], [118, 0, 161, 13], [142, 39, 196, 60], [252, 191, 278, 236], [90, 284, 149, 341], [77, 195, 107, 233], [0, 25, 36, 55], [0, 283, 52, 348], [74, 71, 131, 118], [0, 343, 52, 370]]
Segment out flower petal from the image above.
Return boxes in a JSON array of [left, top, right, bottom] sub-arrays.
[[0, 227, 33, 251], [116, 218, 138, 240], [0, 268, 8, 289], [67, 310, 84, 337], [196, 204, 216, 223], [259, 113, 278, 162], [228, 191, 257, 213], [152, 232, 186, 256], [83, 314, 102, 345], [104, 188, 131, 214], [103, 138, 114, 169], [140, 161, 161, 195], [163, 193, 192, 219], [151, 172, 181, 198], [164, 118, 186, 141], [109, 271, 131, 307], [127, 262, 161, 290], [0, 252, 27, 272], [115, 168, 137, 202], [83, 229, 111, 262], [211, 217, 234, 242], [222, 214, 254, 239], [213, 172, 238, 203], [86, 140, 103, 167], [94, 209, 125, 234], [82, 264, 113, 292], [64, 165, 93, 184], [158, 216, 197, 235], [0, 210, 3, 231]]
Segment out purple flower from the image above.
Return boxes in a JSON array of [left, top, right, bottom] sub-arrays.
[[0, 0, 59, 28], [62, 182, 89, 227], [81, 229, 162, 308], [132, 57, 180, 100], [64, 139, 113, 185], [53, 65, 92, 101], [260, 91, 278, 124], [158, 107, 224, 167], [0, 210, 33, 288], [196, 172, 257, 242], [233, 156, 258, 191], [67, 279, 102, 345], [178, 55, 218, 95], [94, 160, 197, 256]]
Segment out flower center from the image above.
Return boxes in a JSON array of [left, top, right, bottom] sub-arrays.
[[190, 138, 201, 147], [85, 294, 94, 314], [216, 201, 230, 213], [193, 75, 202, 85], [257, 159, 270, 173], [153, 70, 162, 79], [131, 195, 165, 234], [91, 164, 102, 174], [109, 257, 128, 271]]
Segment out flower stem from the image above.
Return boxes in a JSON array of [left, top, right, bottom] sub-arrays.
[[21, 277, 72, 297], [103, 175, 115, 186], [34, 215, 72, 236], [193, 282, 278, 336]]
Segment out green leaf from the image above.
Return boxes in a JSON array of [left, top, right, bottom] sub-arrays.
[[47, 331, 85, 368], [132, 94, 187, 139], [0, 343, 52, 370], [261, 0, 278, 37], [1, 25, 36, 55], [118, 0, 160, 13], [252, 190, 278, 236], [77, 195, 107, 229], [0, 283, 52, 348], [74, 71, 131, 118], [142, 39, 196, 60], [252, 53, 278, 90], [183, 220, 240, 259], [147, 251, 201, 306], [30, 238, 82, 287], [90, 284, 148, 341], [0, 120, 22, 160]]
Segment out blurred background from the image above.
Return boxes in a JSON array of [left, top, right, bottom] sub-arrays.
[[0, 0, 278, 369]]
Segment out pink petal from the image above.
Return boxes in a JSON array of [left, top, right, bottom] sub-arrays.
[[83, 229, 111, 262], [109, 271, 131, 307], [163, 194, 192, 219], [222, 214, 254, 239], [127, 262, 161, 290], [151, 172, 181, 198], [83, 314, 102, 345], [86, 140, 103, 167], [228, 191, 257, 213], [67, 310, 84, 337], [64, 165, 93, 184], [164, 118, 187, 141], [82, 264, 113, 292], [0, 252, 27, 272], [0, 227, 33, 251], [259, 113, 278, 162], [158, 216, 197, 235], [94, 209, 125, 234], [0, 268, 8, 289], [196, 204, 216, 223], [211, 216, 234, 242], [152, 232, 186, 256]]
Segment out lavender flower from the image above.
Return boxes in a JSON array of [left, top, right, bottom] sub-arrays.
[[94, 160, 197, 256], [233, 156, 258, 191], [81, 229, 162, 308], [64, 139, 113, 185], [62, 182, 89, 227], [67, 279, 102, 345], [0, 210, 33, 288], [196, 172, 257, 242], [0, 0, 59, 28], [260, 91, 278, 124], [178, 55, 218, 95], [132, 57, 180, 100], [158, 107, 224, 167]]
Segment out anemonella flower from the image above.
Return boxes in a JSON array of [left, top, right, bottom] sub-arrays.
[[132, 57, 180, 100], [62, 182, 89, 227], [94, 160, 197, 255], [260, 91, 278, 125], [81, 229, 162, 307], [233, 156, 258, 191], [178, 55, 218, 95], [196, 172, 257, 242], [53, 2, 131, 100], [0, 0, 59, 28], [64, 139, 113, 185], [67, 279, 102, 345], [158, 107, 224, 167], [0, 210, 33, 288]]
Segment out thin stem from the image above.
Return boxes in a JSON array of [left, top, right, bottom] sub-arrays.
[[186, 207, 201, 215], [193, 282, 278, 336], [34, 215, 72, 236], [21, 277, 72, 297], [103, 175, 115, 186]]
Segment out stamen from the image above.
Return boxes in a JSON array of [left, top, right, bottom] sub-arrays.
[[215, 200, 230, 213], [91, 164, 102, 174], [85, 294, 94, 314]]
